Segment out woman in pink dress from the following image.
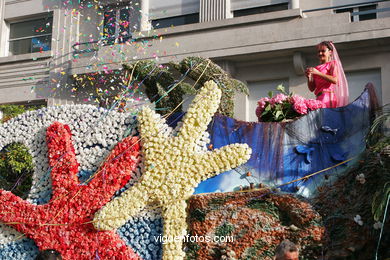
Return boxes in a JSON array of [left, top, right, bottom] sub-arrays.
[[306, 41, 349, 108]]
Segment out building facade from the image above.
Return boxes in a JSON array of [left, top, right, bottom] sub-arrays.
[[0, 0, 389, 121]]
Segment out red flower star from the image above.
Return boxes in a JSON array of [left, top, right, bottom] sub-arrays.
[[0, 122, 141, 260]]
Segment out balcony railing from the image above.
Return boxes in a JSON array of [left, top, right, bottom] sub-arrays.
[[72, 37, 114, 55]]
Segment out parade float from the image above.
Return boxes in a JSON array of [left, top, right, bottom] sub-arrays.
[[0, 58, 388, 259]]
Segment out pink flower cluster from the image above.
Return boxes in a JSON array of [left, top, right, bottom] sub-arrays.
[[0, 122, 141, 260], [256, 94, 325, 120], [291, 95, 308, 115], [305, 98, 326, 110], [271, 93, 288, 105], [256, 94, 289, 112]]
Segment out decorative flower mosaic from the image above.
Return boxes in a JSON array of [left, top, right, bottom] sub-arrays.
[[94, 81, 252, 259], [0, 122, 140, 259], [0, 106, 162, 259], [0, 81, 251, 259]]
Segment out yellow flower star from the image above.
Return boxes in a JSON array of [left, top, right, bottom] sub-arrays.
[[94, 80, 252, 259]]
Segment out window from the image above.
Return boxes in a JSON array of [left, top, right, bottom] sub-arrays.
[[9, 16, 53, 56], [102, 4, 139, 45], [151, 13, 199, 29], [358, 4, 377, 21], [335, 4, 377, 22], [233, 3, 288, 17]]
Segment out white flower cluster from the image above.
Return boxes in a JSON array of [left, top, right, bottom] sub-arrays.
[[94, 81, 252, 259], [0, 105, 139, 244]]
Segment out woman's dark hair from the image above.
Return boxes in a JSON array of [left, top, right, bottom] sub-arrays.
[[35, 249, 62, 260], [318, 41, 333, 51]]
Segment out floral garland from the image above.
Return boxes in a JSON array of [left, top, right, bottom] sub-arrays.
[[0, 121, 141, 259], [0, 106, 163, 259], [93, 81, 252, 259]]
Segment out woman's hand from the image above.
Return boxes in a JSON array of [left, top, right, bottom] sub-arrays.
[[306, 67, 320, 77], [305, 67, 312, 79], [305, 67, 315, 82], [310, 67, 320, 75], [306, 67, 315, 92]]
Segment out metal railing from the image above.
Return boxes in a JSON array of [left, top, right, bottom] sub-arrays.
[[72, 40, 101, 54], [72, 36, 131, 55]]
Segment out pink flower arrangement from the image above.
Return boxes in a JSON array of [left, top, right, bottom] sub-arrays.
[[0, 122, 141, 260], [256, 87, 325, 122]]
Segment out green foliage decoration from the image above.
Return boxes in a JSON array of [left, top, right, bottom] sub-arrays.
[[370, 137, 390, 222], [123, 60, 188, 115], [123, 56, 248, 117], [366, 104, 390, 222], [0, 143, 34, 199], [372, 182, 390, 222], [0, 104, 43, 199], [367, 104, 390, 145], [171, 57, 248, 117], [0, 105, 32, 122]]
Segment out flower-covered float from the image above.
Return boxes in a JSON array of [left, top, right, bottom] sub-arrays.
[[0, 81, 252, 259], [0, 79, 380, 259]]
